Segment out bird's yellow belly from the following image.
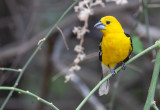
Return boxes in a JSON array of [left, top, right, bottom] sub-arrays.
[[101, 35, 131, 68]]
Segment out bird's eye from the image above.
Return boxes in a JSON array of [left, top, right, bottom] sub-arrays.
[[106, 21, 110, 24]]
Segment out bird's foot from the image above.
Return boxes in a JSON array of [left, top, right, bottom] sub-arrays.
[[122, 62, 126, 70], [108, 66, 117, 76], [110, 69, 117, 76]]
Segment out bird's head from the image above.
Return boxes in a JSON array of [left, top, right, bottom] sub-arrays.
[[94, 16, 124, 35]]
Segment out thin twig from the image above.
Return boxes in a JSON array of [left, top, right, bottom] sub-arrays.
[[0, 68, 22, 72], [143, 50, 160, 110], [83, 52, 98, 61], [76, 40, 160, 110], [0, 1, 80, 110], [151, 101, 159, 110], [57, 26, 69, 50], [0, 86, 59, 110]]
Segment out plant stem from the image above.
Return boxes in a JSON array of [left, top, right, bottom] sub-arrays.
[[151, 101, 159, 110], [76, 40, 160, 110], [0, 68, 21, 72], [153, 106, 159, 110], [0, 1, 80, 110], [76, 73, 112, 110], [0, 86, 59, 110], [143, 50, 160, 110]]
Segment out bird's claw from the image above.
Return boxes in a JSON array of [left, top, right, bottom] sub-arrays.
[[110, 69, 117, 76], [122, 62, 126, 70], [108, 65, 117, 76]]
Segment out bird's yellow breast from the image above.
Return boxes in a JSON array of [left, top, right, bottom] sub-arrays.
[[101, 33, 132, 68]]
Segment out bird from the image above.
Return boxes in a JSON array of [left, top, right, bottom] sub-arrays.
[[94, 16, 133, 96]]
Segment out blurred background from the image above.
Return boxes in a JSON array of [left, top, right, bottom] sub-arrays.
[[0, 0, 160, 110]]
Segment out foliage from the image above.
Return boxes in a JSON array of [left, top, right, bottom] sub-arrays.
[[132, 36, 144, 54]]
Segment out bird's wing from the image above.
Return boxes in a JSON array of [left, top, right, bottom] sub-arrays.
[[99, 38, 102, 62], [123, 33, 133, 62]]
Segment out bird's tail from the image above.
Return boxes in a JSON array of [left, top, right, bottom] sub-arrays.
[[99, 79, 110, 96], [99, 63, 110, 96]]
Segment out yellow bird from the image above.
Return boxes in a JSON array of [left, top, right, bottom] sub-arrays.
[[94, 16, 133, 96]]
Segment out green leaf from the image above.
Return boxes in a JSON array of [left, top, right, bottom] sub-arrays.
[[132, 36, 143, 54]]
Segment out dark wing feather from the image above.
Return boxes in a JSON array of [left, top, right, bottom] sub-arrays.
[[99, 38, 102, 62], [123, 33, 133, 62]]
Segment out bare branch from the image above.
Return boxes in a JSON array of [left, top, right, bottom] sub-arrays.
[[57, 26, 69, 50]]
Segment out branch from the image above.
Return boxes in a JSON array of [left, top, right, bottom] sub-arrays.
[[56, 26, 69, 50], [151, 101, 159, 110], [143, 50, 160, 110], [0, 68, 21, 72], [0, 1, 80, 110], [76, 40, 160, 110], [0, 87, 59, 110]]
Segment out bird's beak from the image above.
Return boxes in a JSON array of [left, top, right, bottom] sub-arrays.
[[94, 21, 105, 30]]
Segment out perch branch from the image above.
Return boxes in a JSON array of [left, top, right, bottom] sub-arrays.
[[0, 68, 21, 72], [143, 50, 160, 110], [151, 101, 159, 110], [76, 40, 160, 110], [0, 87, 59, 110]]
